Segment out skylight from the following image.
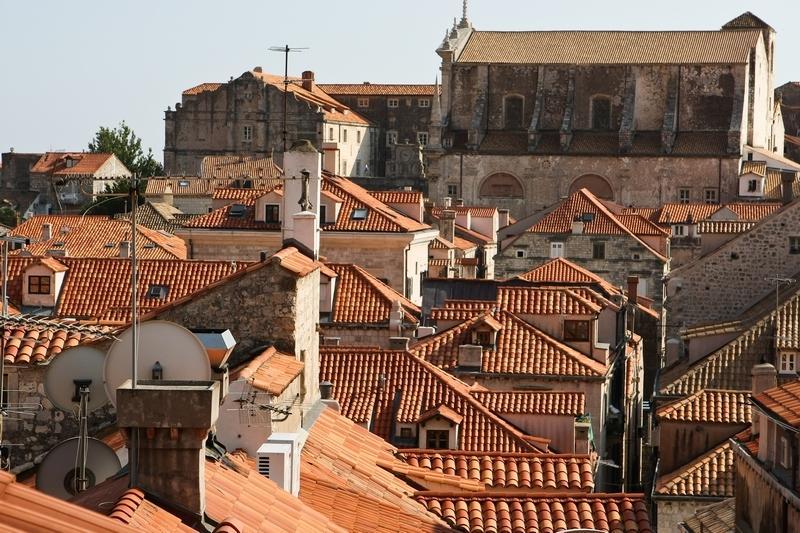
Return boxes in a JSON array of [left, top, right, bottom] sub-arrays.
[[351, 208, 368, 220]]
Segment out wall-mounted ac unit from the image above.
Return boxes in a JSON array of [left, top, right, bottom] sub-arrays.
[[257, 432, 303, 496]]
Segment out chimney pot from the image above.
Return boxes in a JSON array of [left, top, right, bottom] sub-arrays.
[[571, 220, 585, 235], [455, 198, 464, 207], [319, 381, 334, 400], [443, 197, 452, 208], [751, 363, 777, 435], [440, 209, 456, 244], [301, 70, 315, 92], [41, 223, 52, 241], [781, 171, 797, 205], [253, 66, 263, 73]]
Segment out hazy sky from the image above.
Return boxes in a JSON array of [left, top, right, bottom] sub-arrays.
[[2, 1, 798, 161]]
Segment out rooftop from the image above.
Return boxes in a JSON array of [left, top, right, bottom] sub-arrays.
[[655, 441, 735, 499], [752, 379, 800, 428], [326, 263, 420, 324], [318, 83, 438, 96], [230, 346, 304, 396], [656, 389, 751, 425]]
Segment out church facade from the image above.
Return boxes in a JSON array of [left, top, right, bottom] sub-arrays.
[[425, 11, 784, 219]]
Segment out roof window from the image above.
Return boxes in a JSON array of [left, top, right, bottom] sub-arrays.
[[104, 242, 115, 248], [178, 180, 190, 187], [143, 242, 156, 249], [351, 208, 368, 220], [229, 204, 247, 218], [147, 284, 169, 299]]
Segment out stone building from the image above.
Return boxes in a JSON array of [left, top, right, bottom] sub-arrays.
[[0, 150, 42, 190], [777, 81, 800, 162], [164, 69, 376, 176], [425, 10, 783, 219], [318, 83, 436, 177]]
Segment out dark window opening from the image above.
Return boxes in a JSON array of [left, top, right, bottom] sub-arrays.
[[265, 205, 280, 223], [790, 237, 800, 255], [591, 97, 612, 130], [564, 320, 591, 342], [504, 96, 524, 130], [592, 242, 606, 260], [319, 205, 327, 226], [426, 429, 450, 449], [28, 276, 51, 295], [400, 427, 413, 438]]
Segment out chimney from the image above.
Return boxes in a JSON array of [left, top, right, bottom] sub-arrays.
[[571, 218, 585, 235], [301, 71, 315, 92], [458, 344, 483, 370], [455, 198, 465, 207], [389, 300, 404, 336], [665, 338, 682, 367], [282, 140, 321, 253], [574, 420, 592, 454], [627, 276, 639, 305], [293, 211, 319, 259], [687, 213, 698, 239], [320, 381, 340, 411], [120, 241, 131, 258], [443, 197, 452, 208], [440, 209, 456, 244], [41, 223, 52, 241], [781, 170, 796, 205], [389, 337, 410, 351], [253, 66, 263, 73], [751, 363, 777, 436], [116, 380, 220, 520], [162, 183, 174, 206], [498, 209, 510, 228]]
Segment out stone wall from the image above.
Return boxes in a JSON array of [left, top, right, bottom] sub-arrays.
[[735, 447, 800, 533], [654, 499, 703, 533], [666, 200, 800, 328]]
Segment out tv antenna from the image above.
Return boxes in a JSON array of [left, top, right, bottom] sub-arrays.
[[268, 44, 309, 153], [232, 379, 292, 425]]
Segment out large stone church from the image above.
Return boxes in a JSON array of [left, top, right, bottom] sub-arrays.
[[425, 10, 784, 218]]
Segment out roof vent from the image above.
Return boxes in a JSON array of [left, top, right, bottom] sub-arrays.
[[229, 204, 247, 218], [581, 213, 595, 223], [52, 241, 65, 247], [143, 242, 156, 249]]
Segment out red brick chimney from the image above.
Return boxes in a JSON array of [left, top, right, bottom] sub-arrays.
[[627, 276, 639, 305], [301, 71, 315, 92]]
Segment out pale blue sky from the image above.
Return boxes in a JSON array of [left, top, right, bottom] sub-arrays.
[[2, 1, 798, 161]]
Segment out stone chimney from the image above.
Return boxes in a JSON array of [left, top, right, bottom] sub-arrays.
[[389, 300, 404, 336], [120, 241, 131, 258], [455, 198, 465, 207], [751, 363, 777, 436], [162, 183, 174, 206], [627, 276, 639, 305], [116, 380, 220, 520], [498, 209, 510, 228], [687, 213, 698, 239], [440, 209, 456, 243], [781, 171, 796, 205], [282, 140, 321, 256], [301, 71, 315, 92], [443, 197, 452, 208], [41, 223, 52, 241]]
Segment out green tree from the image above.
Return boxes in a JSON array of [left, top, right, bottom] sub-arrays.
[[88, 121, 163, 177], [0, 207, 18, 228]]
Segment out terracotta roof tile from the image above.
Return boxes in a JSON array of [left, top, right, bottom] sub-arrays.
[[318, 84, 438, 96], [680, 497, 736, 533], [10, 215, 187, 259], [697, 220, 758, 234], [724, 202, 783, 220], [416, 492, 652, 533], [115, 202, 199, 233], [741, 160, 768, 176], [327, 263, 420, 324], [201, 157, 282, 180], [412, 310, 606, 377], [370, 190, 423, 204], [764, 168, 800, 201], [2, 317, 107, 365], [183, 82, 223, 96], [753, 379, 800, 428], [515, 257, 621, 295], [496, 286, 601, 315], [470, 391, 586, 416], [655, 441, 735, 498], [418, 405, 465, 425], [211, 187, 278, 201], [400, 451, 595, 492], [656, 389, 751, 424], [430, 236, 456, 250], [431, 206, 498, 218], [31, 152, 121, 176], [231, 346, 303, 396], [654, 203, 720, 224], [320, 346, 546, 452]]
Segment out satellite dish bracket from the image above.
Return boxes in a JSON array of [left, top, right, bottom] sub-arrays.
[[72, 379, 92, 403]]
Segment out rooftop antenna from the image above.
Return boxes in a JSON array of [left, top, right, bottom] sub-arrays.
[[268, 45, 309, 153], [764, 275, 796, 363]]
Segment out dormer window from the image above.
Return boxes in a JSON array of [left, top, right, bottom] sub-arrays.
[[265, 204, 280, 223], [351, 208, 368, 220], [417, 405, 462, 450], [564, 320, 590, 342], [147, 284, 169, 300], [748, 179, 758, 192], [28, 276, 50, 295], [475, 330, 493, 347], [780, 352, 797, 374], [426, 430, 450, 449]]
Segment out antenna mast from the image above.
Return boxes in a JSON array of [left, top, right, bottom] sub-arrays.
[[268, 45, 308, 153]]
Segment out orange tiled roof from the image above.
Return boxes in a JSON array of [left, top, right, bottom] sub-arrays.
[[496, 286, 601, 315], [470, 390, 586, 416], [681, 497, 736, 533], [515, 257, 621, 294], [108, 486, 193, 531], [429, 300, 493, 322], [457, 29, 761, 65], [370, 190, 423, 204], [318, 84, 438, 96], [655, 203, 721, 224], [30, 152, 121, 177], [211, 187, 277, 201], [2, 318, 108, 365], [656, 389, 751, 424], [183, 82, 223, 96], [115, 202, 199, 233], [201, 157, 282, 180], [399, 451, 595, 492], [183, 200, 280, 230], [411, 310, 607, 377], [752, 379, 800, 428], [0, 470, 129, 532], [10, 215, 187, 260], [697, 220, 758, 234], [431, 206, 498, 218], [723, 202, 783, 220], [231, 346, 303, 396], [320, 346, 546, 452], [655, 441, 735, 498], [741, 160, 767, 176], [415, 492, 652, 533], [430, 236, 456, 250], [327, 263, 420, 324]]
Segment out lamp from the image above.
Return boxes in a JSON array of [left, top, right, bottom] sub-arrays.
[[151, 361, 163, 380]]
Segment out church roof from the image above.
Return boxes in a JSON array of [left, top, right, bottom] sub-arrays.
[[456, 30, 762, 65]]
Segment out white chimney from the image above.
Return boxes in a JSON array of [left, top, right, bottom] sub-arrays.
[[282, 141, 321, 247], [292, 211, 319, 259], [389, 300, 404, 336], [416, 326, 436, 339], [119, 241, 130, 258], [443, 197, 452, 208], [41, 223, 52, 241], [257, 432, 302, 496], [458, 344, 483, 370], [572, 219, 585, 235]]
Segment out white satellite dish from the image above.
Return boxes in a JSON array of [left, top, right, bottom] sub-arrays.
[[44, 347, 109, 413], [103, 320, 211, 407], [35, 437, 121, 500]]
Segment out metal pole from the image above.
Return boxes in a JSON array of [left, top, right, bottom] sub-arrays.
[[76, 387, 89, 493], [283, 44, 289, 153], [129, 175, 139, 487]]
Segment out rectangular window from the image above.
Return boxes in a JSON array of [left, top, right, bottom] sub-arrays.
[[243, 125, 253, 141], [357, 130, 361, 143], [447, 184, 458, 197], [343, 129, 348, 143], [515, 249, 526, 258], [550, 242, 564, 258], [387, 130, 398, 145], [476, 331, 493, 347], [790, 237, 800, 255], [673, 225, 686, 237], [418, 98, 431, 108], [780, 352, 797, 374], [592, 242, 605, 259], [341, 160, 348, 175], [329, 127, 334, 141], [704, 188, 718, 204], [28, 275, 51, 295], [426, 429, 450, 449], [564, 320, 591, 342], [357, 97, 369, 108], [319, 205, 327, 226], [355, 160, 361, 175], [748, 179, 758, 192], [1, 374, 7, 407], [351, 208, 368, 220], [591, 97, 612, 130], [400, 427, 412, 438], [417, 132, 429, 145], [387, 98, 399, 108], [679, 188, 690, 204], [265, 204, 280, 223]]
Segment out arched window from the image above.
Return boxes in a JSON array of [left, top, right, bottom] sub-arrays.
[[504, 95, 524, 130], [591, 96, 612, 130], [569, 174, 614, 200], [479, 173, 524, 198]]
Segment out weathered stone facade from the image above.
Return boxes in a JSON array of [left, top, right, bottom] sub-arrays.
[[778, 81, 800, 162]]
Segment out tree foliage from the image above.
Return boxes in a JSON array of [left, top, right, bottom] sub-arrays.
[[0, 207, 18, 228], [88, 121, 163, 177]]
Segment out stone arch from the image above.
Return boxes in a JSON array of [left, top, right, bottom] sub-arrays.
[[479, 172, 524, 198], [569, 174, 614, 200]]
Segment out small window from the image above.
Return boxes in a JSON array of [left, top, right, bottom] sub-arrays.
[[400, 427, 413, 438], [679, 188, 690, 204], [343, 129, 348, 143], [329, 127, 334, 141], [147, 284, 169, 299], [632, 253, 642, 260], [417, 132, 429, 146], [476, 330, 493, 347], [341, 160, 348, 175], [515, 249, 526, 258], [592, 242, 605, 259], [673, 225, 686, 237], [419, 98, 431, 108], [265, 204, 280, 223], [790, 237, 800, 255], [387, 130, 398, 145], [748, 179, 758, 192], [446, 184, 458, 197], [243, 125, 253, 141], [357, 97, 369, 108], [387, 98, 399, 108], [28, 275, 51, 295], [351, 208, 368, 220], [550, 242, 564, 258], [504, 95, 524, 130], [780, 352, 797, 374], [229, 204, 247, 218], [591, 97, 612, 130], [319, 205, 327, 226], [178, 180, 190, 188], [564, 320, 590, 342], [704, 188, 718, 204], [355, 160, 361, 175], [426, 429, 450, 449], [357, 130, 361, 143]]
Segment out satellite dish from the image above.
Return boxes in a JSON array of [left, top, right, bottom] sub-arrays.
[[36, 437, 121, 500], [103, 320, 211, 406], [44, 347, 109, 413]]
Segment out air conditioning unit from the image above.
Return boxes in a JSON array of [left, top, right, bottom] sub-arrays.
[[257, 432, 304, 496]]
